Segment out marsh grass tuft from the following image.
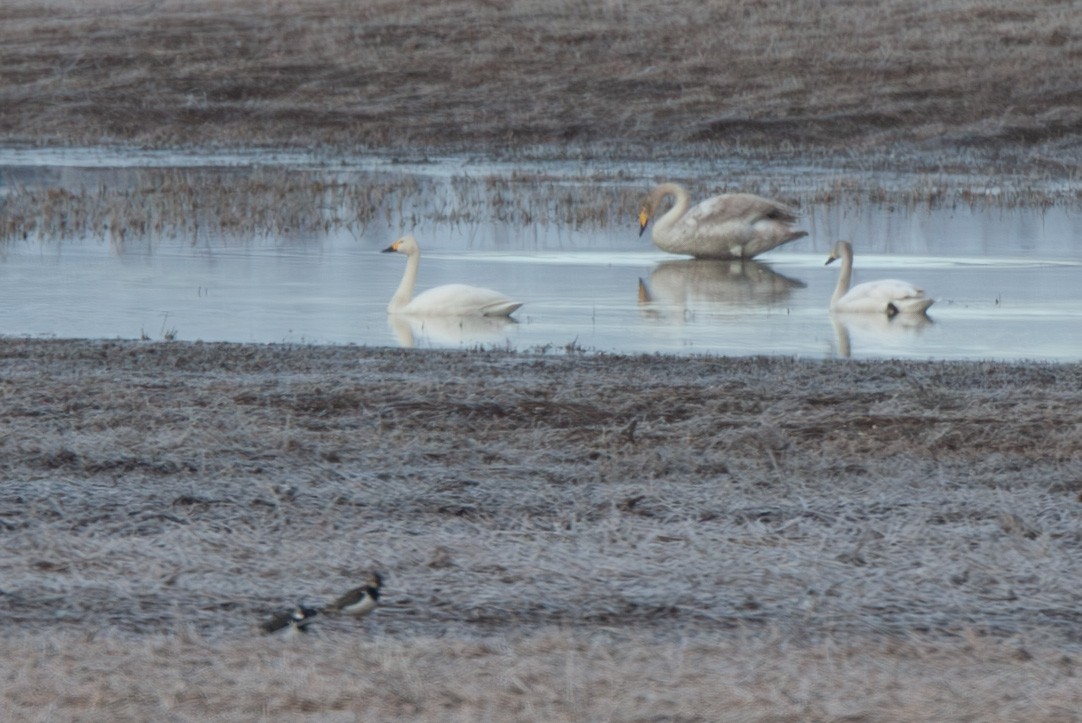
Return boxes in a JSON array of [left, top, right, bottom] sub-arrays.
[[3, 164, 1079, 244]]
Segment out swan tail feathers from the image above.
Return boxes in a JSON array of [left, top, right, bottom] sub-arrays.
[[896, 297, 935, 315], [481, 301, 523, 317]]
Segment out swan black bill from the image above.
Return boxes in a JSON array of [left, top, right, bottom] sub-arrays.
[[381, 244, 396, 253], [825, 256, 838, 266]]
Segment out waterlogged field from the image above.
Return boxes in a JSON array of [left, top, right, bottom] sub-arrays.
[[2, 152, 1080, 361]]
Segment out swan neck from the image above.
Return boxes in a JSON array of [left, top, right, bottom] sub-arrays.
[[389, 249, 420, 312], [653, 183, 689, 236], [832, 246, 853, 305]]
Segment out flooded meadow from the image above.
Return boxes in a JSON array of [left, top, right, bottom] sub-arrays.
[[2, 149, 1080, 361]]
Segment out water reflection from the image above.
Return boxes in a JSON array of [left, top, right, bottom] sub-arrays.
[[388, 314, 518, 349], [831, 313, 934, 358], [637, 259, 806, 319]]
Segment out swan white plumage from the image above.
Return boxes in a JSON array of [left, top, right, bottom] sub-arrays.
[[382, 235, 522, 317], [638, 182, 807, 259], [826, 240, 934, 316]]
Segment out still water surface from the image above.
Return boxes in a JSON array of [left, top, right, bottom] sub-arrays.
[[1, 154, 1079, 361]]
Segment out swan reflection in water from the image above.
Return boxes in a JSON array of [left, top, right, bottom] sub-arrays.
[[637, 259, 806, 320], [389, 313, 518, 349], [831, 312, 933, 358]]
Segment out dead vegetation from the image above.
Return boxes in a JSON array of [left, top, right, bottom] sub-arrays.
[[1, 0, 1081, 172], [0, 166, 651, 243], [3, 163, 1079, 244], [1, 339, 1080, 718], [2, 629, 1080, 721]]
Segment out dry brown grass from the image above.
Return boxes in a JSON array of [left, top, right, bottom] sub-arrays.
[[0, 166, 427, 242], [4, 162, 1079, 244], [1, 0, 1080, 171], [1, 339, 1081, 718], [2, 630, 1080, 721], [0, 166, 688, 243]]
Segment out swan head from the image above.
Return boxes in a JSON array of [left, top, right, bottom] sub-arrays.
[[825, 239, 852, 266], [382, 235, 420, 255]]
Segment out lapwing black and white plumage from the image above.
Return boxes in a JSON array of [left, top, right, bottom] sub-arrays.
[[260, 604, 319, 636], [325, 571, 383, 618]]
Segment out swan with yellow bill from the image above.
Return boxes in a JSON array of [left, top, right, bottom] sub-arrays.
[[638, 182, 807, 259]]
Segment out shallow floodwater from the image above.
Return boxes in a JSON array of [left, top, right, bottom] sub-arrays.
[[1, 153, 1080, 361]]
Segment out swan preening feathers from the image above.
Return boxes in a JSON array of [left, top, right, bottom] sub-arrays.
[[638, 182, 807, 259], [826, 240, 934, 316], [382, 235, 522, 317]]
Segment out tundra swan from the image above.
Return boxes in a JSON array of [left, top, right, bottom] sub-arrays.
[[382, 235, 522, 317], [638, 182, 807, 259], [825, 240, 934, 315]]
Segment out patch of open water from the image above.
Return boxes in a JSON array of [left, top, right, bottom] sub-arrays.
[[1, 152, 1079, 361]]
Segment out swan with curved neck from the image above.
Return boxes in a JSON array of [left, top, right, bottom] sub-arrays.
[[382, 235, 522, 317], [638, 182, 807, 259], [825, 240, 934, 316]]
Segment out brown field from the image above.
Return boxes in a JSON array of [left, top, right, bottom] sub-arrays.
[[1, 0, 1081, 173], [3, 1, 1082, 720], [1, 339, 1081, 720]]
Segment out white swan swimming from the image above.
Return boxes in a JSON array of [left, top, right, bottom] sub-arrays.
[[826, 240, 934, 316], [638, 182, 807, 259], [382, 235, 522, 317]]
